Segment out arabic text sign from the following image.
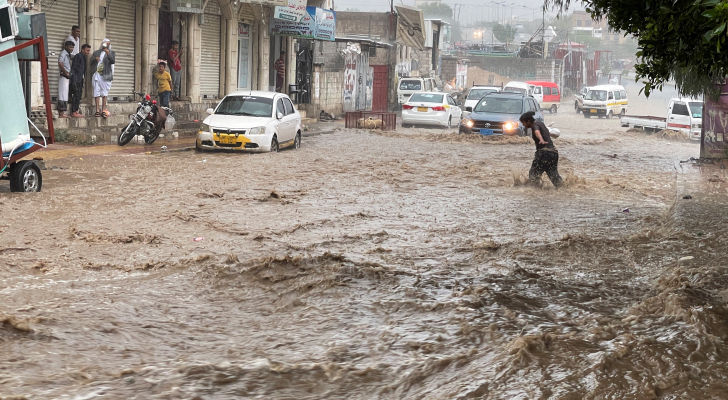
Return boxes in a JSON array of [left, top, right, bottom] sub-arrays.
[[395, 5, 426, 50], [270, 7, 336, 41], [273, 0, 307, 22]]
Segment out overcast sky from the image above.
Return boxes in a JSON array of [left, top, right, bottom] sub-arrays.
[[334, 0, 585, 25]]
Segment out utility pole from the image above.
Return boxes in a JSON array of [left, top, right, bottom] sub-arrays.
[[542, 7, 547, 59]]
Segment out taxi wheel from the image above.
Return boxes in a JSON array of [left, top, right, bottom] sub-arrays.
[[294, 132, 301, 149], [575, 102, 580, 113], [270, 136, 279, 153], [606, 111, 613, 119], [446, 117, 452, 129]]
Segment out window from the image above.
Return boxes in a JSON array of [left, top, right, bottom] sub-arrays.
[[447, 96, 457, 106], [215, 95, 274, 117], [608, 91, 614, 100], [533, 87, 542, 94], [552, 87, 559, 95], [283, 98, 295, 115], [531, 99, 540, 111], [672, 103, 690, 116], [543, 87, 551, 95], [409, 93, 443, 103], [467, 88, 498, 99], [577, 20, 583, 27], [585, 20, 592, 27], [276, 99, 285, 116], [614, 91, 621, 100], [425, 80, 432, 91], [399, 80, 422, 90], [474, 98, 523, 114], [689, 102, 703, 118], [620, 90, 626, 99], [586, 90, 607, 101]]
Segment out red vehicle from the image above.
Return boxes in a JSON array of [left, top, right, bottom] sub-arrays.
[[525, 81, 561, 114]]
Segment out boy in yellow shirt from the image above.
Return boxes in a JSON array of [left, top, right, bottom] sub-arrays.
[[154, 62, 172, 108]]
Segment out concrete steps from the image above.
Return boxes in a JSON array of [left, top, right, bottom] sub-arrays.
[[31, 100, 217, 144]]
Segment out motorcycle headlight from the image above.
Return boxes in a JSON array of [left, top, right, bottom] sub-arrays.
[[144, 105, 152, 114], [463, 118, 474, 128], [199, 122, 210, 133], [248, 126, 266, 135]]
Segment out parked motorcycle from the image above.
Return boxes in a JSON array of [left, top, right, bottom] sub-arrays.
[[118, 92, 174, 146]]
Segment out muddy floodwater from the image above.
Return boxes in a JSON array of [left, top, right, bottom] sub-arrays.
[[3, 96, 728, 399]]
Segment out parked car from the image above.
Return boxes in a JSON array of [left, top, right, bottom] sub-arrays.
[[582, 84, 628, 119], [526, 81, 561, 114], [463, 85, 501, 112], [196, 91, 301, 152], [502, 81, 531, 95], [402, 92, 463, 128], [397, 77, 439, 105], [460, 92, 544, 136], [574, 86, 591, 113], [620, 97, 703, 140]]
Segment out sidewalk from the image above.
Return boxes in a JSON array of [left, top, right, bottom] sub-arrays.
[[29, 136, 197, 161]]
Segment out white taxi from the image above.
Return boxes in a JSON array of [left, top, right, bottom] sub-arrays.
[[401, 92, 463, 128], [196, 91, 302, 152]]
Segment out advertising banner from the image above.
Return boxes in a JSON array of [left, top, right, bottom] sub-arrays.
[[314, 8, 336, 41], [702, 84, 728, 158], [241, 0, 287, 7], [274, 0, 307, 22], [270, 7, 336, 41], [395, 5, 426, 50]]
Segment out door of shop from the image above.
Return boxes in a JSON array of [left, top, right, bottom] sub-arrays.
[[237, 23, 251, 90], [200, 9, 221, 98], [372, 65, 388, 112]]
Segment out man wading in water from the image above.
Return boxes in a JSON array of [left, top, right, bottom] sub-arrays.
[[519, 111, 563, 188]]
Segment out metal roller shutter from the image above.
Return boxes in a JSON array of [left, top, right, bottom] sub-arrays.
[[43, 0, 80, 102], [106, 0, 136, 101], [200, 14, 221, 98]]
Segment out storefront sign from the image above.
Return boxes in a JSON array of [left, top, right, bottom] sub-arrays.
[[170, 0, 204, 13], [270, 7, 336, 41], [395, 5, 425, 50], [241, 0, 287, 7], [315, 8, 335, 41], [238, 23, 250, 37], [274, 0, 307, 22], [702, 84, 727, 158]]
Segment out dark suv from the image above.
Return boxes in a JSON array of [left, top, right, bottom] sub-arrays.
[[459, 92, 544, 136]]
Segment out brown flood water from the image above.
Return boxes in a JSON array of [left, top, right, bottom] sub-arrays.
[[2, 108, 728, 399]]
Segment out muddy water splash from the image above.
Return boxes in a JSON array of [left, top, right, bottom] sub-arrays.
[[1, 124, 725, 398]]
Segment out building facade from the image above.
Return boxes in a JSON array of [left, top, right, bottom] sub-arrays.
[[32, 0, 333, 108]]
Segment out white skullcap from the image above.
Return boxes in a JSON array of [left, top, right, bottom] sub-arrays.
[[102, 38, 110, 42]]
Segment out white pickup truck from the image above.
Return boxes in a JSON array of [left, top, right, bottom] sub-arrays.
[[619, 97, 703, 140]]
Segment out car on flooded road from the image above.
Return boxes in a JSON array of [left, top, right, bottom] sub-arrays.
[[459, 92, 544, 136], [196, 91, 302, 153], [401, 92, 463, 128], [463, 85, 501, 112]]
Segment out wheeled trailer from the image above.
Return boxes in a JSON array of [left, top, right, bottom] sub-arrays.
[[0, 34, 56, 192]]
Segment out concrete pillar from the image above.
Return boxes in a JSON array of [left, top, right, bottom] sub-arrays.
[[251, 22, 258, 90], [186, 13, 201, 102], [83, 0, 105, 102], [221, 18, 238, 96], [140, 3, 159, 96], [257, 7, 270, 91], [285, 37, 294, 95]]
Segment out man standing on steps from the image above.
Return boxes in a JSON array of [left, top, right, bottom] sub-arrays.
[[65, 25, 80, 56], [91, 38, 115, 118], [167, 41, 184, 100], [274, 50, 285, 93], [57, 40, 75, 118], [69, 44, 90, 118]]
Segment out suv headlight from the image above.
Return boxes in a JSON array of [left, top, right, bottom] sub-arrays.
[[199, 122, 210, 132], [248, 126, 266, 135], [503, 121, 517, 131], [462, 118, 474, 128]]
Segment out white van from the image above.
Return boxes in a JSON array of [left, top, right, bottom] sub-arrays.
[[398, 77, 439, 104], [581, 84, 628, 119], [502, 81, 531, 95]]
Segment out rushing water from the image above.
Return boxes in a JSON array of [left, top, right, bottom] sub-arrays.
[[2, 113, 727, 399]]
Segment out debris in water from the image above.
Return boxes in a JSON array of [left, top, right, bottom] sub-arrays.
[[161, 146, 168, 152], [622, 208, 630, 213], [683, 195, 693, 200], [192, 237, 204, 242]]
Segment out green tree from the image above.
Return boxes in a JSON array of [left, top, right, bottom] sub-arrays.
[[545, 0, 728, 98], [492, 23, 517, 44], [418, 2, 453, 20]]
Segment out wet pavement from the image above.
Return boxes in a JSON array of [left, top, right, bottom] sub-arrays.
[[3, 89, 728, 399]]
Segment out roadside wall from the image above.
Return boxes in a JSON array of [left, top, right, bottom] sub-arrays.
[[468, 57, 563, 86]]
